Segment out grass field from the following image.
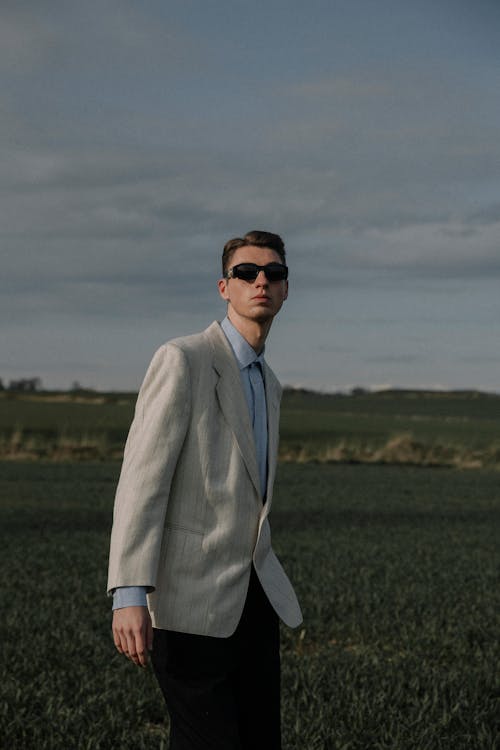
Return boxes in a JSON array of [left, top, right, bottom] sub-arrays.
[[2, 388, 500, 468], [1, 460, 498, 749]]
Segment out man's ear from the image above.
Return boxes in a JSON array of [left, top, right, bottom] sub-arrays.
[[218, 277, 230, 301], [283, 280, 288, 300]]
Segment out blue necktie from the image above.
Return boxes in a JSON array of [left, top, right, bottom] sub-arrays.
[[248, 361, 268, 499]]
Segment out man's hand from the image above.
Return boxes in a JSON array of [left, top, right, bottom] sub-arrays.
[[112, 606, 153, 668]]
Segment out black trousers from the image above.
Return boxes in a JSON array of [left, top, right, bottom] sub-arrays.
[[151, 567, 281, 750]]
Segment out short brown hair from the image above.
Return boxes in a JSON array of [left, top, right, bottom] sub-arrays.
[[222, 230, 286, 277]]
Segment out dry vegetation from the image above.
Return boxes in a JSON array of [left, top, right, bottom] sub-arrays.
[[1, 388, 500, 469], [279, 432, 500, 470]]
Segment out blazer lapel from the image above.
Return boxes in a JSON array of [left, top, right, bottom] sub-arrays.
[[206, 322, 261, 497]]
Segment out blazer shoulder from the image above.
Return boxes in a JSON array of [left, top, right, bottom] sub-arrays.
[[165, 321, 223, 357], [152, 322, 229, 372]]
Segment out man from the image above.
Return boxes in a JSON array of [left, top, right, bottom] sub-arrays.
[[108, 230, 302, 749]]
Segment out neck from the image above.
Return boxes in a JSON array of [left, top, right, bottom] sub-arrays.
[[226, 312, 272, 354]]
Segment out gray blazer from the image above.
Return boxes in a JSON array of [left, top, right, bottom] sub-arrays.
[[107, 321, 302, 636]]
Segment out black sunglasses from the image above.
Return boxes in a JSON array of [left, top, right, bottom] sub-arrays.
[[225, 262, 288, 282]]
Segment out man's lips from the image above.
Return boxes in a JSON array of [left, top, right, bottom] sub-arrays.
[[251, 294, 270, 301]]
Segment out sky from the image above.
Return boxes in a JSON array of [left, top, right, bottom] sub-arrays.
[[2, 0, 500, 393]]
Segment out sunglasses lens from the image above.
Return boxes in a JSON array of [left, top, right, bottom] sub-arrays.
[[235, 264, 259, 280], [231, 263, 288, 282], [265, 265, 288, 281]]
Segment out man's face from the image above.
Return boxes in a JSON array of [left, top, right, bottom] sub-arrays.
[[218, 245, 288, 325]]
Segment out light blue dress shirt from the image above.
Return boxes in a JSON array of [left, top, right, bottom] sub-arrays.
[[112, 317, 269, 611], [221, 316, 268, 498]]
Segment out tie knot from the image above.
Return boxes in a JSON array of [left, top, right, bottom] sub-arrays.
[[249, 362, 264, 384]]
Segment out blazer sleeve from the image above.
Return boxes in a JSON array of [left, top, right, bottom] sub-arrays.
[[107, 343, 191, 594]]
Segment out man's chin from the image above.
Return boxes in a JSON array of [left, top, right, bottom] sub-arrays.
[[252, 310, 277, 324]]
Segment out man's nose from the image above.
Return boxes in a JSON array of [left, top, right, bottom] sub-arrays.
[[255, 270, 268, 284]]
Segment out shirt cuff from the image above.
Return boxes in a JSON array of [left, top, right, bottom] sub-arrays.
[[112, 586, 148, 610]]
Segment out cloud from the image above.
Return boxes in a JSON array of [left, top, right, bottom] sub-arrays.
[[468, 203, 500, 227], [1, 2, 499, 392], [364, 353, 422, 365], [0, 6, 60, 73], [2, 138, 500, 336], [0, 2, 198, 75]]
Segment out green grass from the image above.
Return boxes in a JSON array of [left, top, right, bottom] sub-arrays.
[[278, 389, 500, 464], [2, 388, 500, 467], [1, 461, 498, 748], [0, 394, 133, 460]]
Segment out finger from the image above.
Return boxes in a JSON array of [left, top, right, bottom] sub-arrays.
[[134, 630, 149, 668], [125, 631, 140, 665], [127, 627, 149, 667], [112, 626, 126, 654], [113, 621, 135, 661], [112, 616, 125, 652]]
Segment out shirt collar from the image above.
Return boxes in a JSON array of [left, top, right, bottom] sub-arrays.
[[221, 316, 265, 370]]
